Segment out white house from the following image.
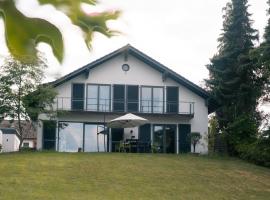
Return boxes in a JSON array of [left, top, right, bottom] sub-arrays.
[[37, 45, 216, 154], [0, 128, 20, 152]]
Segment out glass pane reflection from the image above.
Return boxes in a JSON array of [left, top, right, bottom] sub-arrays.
[[84, 124, 107, 152], [58, 122, 83, 152]]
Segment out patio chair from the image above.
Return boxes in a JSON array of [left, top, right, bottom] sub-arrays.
[[118, 140, 125, 152]]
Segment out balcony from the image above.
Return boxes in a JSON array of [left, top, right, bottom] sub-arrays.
[[54, 97, 195, 116]]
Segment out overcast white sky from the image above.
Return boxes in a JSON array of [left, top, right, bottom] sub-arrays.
[[0, 0, 269, 114], [0, 0, 268, 84]]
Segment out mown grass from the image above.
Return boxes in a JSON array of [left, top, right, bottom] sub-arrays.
[[0, 152, 269, 200]]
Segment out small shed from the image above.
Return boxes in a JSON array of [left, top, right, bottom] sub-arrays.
[[0, 128, 20, 152]]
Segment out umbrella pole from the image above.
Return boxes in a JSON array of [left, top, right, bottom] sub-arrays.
[[97, 126, 99, 152], [103, 113, 106, 152]]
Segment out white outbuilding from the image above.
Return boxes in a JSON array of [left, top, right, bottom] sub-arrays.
[[0, 128, 20, 152]]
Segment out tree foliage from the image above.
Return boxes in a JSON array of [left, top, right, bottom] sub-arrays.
[[0, 56, 57, 146], [206, 0, 265, 154], [0, 0, 120, 62], [190, 132, 202, 153]]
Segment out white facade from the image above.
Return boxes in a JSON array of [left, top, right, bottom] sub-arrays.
[[0, 130, 20, 152], [22, 139, 35, 148], [38, 45, 211, 154]]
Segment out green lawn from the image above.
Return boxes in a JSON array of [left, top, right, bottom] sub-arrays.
[[0, 153, 269, 200]]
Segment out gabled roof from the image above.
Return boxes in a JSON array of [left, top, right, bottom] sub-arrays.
[[50, 44, 217, 113], [0, 128, 21, 139]]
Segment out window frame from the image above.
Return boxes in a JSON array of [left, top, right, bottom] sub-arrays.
[[86, 83, 111, 112], [140, 86, 164, 113]]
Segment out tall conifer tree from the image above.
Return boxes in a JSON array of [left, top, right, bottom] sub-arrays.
[[206, 0, 259, 154], [257, 0, 270, 104]]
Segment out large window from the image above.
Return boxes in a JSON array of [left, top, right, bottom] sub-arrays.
[[87, 84, 111, 112], [141, 86, 164, 113], [84, 124, 107, 152], [58, 122, 83, 152]]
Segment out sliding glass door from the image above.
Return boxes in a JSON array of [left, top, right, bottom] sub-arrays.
[[84, 124, 107, 152], [153, 124, 176, 153]]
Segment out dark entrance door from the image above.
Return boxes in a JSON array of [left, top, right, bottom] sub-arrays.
[[43, 121, 56, 150], [153, 124, 176, 153], [178, 124, 191, 153], [111, 128, 124, 152]]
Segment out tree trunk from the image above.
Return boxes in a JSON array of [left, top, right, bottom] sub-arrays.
[[18, 74, 23, 149], [193, 143, 196, 153]]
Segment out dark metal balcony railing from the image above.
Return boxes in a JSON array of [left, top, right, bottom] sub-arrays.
[[55, 97, 195, 115]]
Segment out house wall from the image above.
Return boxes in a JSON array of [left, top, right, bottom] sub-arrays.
[[22, 139, 35, 148], [0, 131, 2, 148], [1, 134, 20, 152], [38, 54, 209, 153]]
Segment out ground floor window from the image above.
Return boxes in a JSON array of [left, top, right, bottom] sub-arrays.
[[23, 142, 29, 148], [44, 121, 191, 153], [57, 122, 107, 152]]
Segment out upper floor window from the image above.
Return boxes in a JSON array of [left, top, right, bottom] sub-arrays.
[[87, 84, 110, 112], [113, 85, 139, 112], [141, 86, 164, 113]]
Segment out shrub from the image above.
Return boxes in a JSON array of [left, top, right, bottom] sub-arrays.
[[237, 133, 270, 168]]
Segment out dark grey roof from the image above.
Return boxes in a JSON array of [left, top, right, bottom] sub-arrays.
[[50, 44, 218, 113], [0, 128, 20, 138]]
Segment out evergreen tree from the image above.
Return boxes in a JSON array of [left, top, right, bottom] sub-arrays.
[[206, 0, 260, 154], [256, 0, 270, 106]]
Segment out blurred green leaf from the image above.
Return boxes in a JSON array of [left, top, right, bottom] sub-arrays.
[[38, 0, 121, 49], [0, 0, 64, 62], [0, 0, 120, 63]]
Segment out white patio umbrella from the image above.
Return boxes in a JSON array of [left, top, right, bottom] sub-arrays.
[[107, 113, 148, 128]]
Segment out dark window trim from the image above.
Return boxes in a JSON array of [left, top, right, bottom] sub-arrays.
[[71, 83, 85, 110], [112, 84, 126, 112], [166, 86, 179, 114], [126, 84, 139, 112]]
